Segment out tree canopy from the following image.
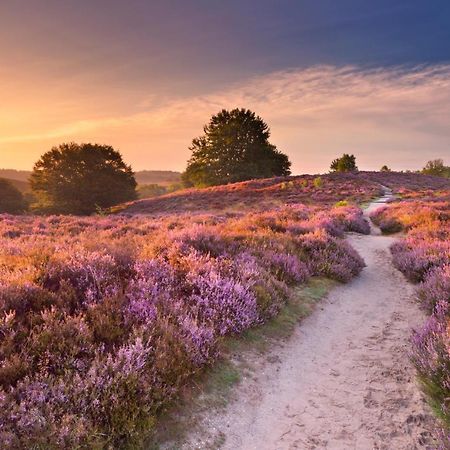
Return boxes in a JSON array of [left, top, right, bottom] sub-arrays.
[[421, 159, 450, 178], [30, 143, 137, 215], [380, 165, 391, 172], [0, 178, 27, 214], [330, 154, 358, 172], [182, 108, 291, 187]]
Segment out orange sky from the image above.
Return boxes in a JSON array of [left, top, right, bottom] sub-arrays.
[[1, 65, 449, 173], [1, 1, 450, 174]]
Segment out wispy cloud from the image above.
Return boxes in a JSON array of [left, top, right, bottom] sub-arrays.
[[1, 65, 449, 172]]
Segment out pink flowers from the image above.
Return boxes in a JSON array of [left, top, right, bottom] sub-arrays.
[[0, 203, 369, 447], [374, 193, 450, 443]]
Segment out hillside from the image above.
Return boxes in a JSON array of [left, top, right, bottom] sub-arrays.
[[134, 170, 181, 185], [0, 177, 31, 193], [0, 169, 181, 188], [118, 171, 450, 216], [0, 169, 31, 183], [356, 171, 450, 192]]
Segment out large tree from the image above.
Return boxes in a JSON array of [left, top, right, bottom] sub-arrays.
[[330, 154, 358, 172], [0, 178, 27, 214], [182, 108, 291, 187], [31, 143, 137, 215]]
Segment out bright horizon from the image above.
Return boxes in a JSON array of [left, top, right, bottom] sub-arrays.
[[1, 1, 449, 173]]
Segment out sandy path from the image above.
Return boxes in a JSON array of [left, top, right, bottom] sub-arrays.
[[184, 192, 435, 449]]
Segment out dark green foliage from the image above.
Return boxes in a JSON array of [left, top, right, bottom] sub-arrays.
[[0, 178, 27, 213], [182, 108, 291, 187], [330, 154, 358, 172], [422, 159, 450, 178], [30, 143, 137, 215]]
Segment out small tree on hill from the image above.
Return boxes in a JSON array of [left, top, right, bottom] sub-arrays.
[[422, 159, 450, 178], [182, 108, 291, 187], [0, 178, 27, 213], [330, 154, 358, 172], [380, 165, 391, 172], [31, 143, 137, 215]]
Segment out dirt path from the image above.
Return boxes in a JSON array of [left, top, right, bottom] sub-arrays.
[[178, 193, 435, 449]]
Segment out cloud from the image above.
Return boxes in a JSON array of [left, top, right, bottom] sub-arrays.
[[1, 64, 450, 172]]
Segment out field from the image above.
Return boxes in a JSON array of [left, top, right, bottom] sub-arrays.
[[0, 172, 449, 448]]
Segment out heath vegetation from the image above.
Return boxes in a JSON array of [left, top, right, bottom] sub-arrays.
[[371, 188, 450, 445]]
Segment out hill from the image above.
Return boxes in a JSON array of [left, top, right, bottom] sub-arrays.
[[0, 169, 31, 183], [0, 178, 31, 193], [0, 169, 181, 187], [134, 170, 181, 185], [118, 171, 450, 216]]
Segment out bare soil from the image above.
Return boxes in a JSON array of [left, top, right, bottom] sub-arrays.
[[157, 194, 436, 449]]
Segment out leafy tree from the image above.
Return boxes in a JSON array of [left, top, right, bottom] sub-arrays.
[[0, 178, 27, 213], [31, 143, 137, 215], [380, 165, 391, 172], [330, 154, 358, 172], [422, 159, 450, 178], [182, 108, 291, 187]]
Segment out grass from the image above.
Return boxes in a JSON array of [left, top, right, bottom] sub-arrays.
[[147, 277, 336, 449]]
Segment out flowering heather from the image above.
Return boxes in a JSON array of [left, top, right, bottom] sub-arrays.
[[411, 304, 450, 442], [357, 171, 450, 195], [0, 204, 368, 447], [120, 172, 382, 215], [417, 265, 450, 314], [374, 191, 450, 444]]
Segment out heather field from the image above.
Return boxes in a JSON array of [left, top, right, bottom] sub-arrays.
[[0, 196, 370, 448], [118, 171, 449, 216], [3, 2, 450, 448], [371, 189, 450, 447], [119, 172, 383, 215], [1, 172, 449, 449]]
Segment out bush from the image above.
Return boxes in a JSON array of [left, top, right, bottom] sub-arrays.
[[313, 176, 323, 188], [417, 265, 450, 313]]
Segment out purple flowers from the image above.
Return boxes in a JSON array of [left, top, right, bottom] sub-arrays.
[[0, 203, 368, 447], [376, 195, 450, 443]]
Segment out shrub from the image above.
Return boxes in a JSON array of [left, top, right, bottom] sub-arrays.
[[417, 265, 450, 313], [313, 176, 323, 188]]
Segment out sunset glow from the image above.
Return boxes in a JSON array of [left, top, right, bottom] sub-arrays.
[[1, 1, 449, 172]]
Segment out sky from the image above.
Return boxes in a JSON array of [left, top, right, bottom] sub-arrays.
[[0, 0, 449, 174]]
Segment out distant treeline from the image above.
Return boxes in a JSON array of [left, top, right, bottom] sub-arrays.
[[0, 169, 182, 187]]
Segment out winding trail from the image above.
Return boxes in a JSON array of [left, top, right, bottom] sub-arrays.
[[184, 191, 435, 449]]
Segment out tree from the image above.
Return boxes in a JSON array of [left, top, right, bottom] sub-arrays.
[[182, 108, 291, 187], [31, 143, 137, 215], [330, 154, 358, 172], [380, 165, 391, 172], [0, 178, 27, 214], [421, 159, 450, 178]]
